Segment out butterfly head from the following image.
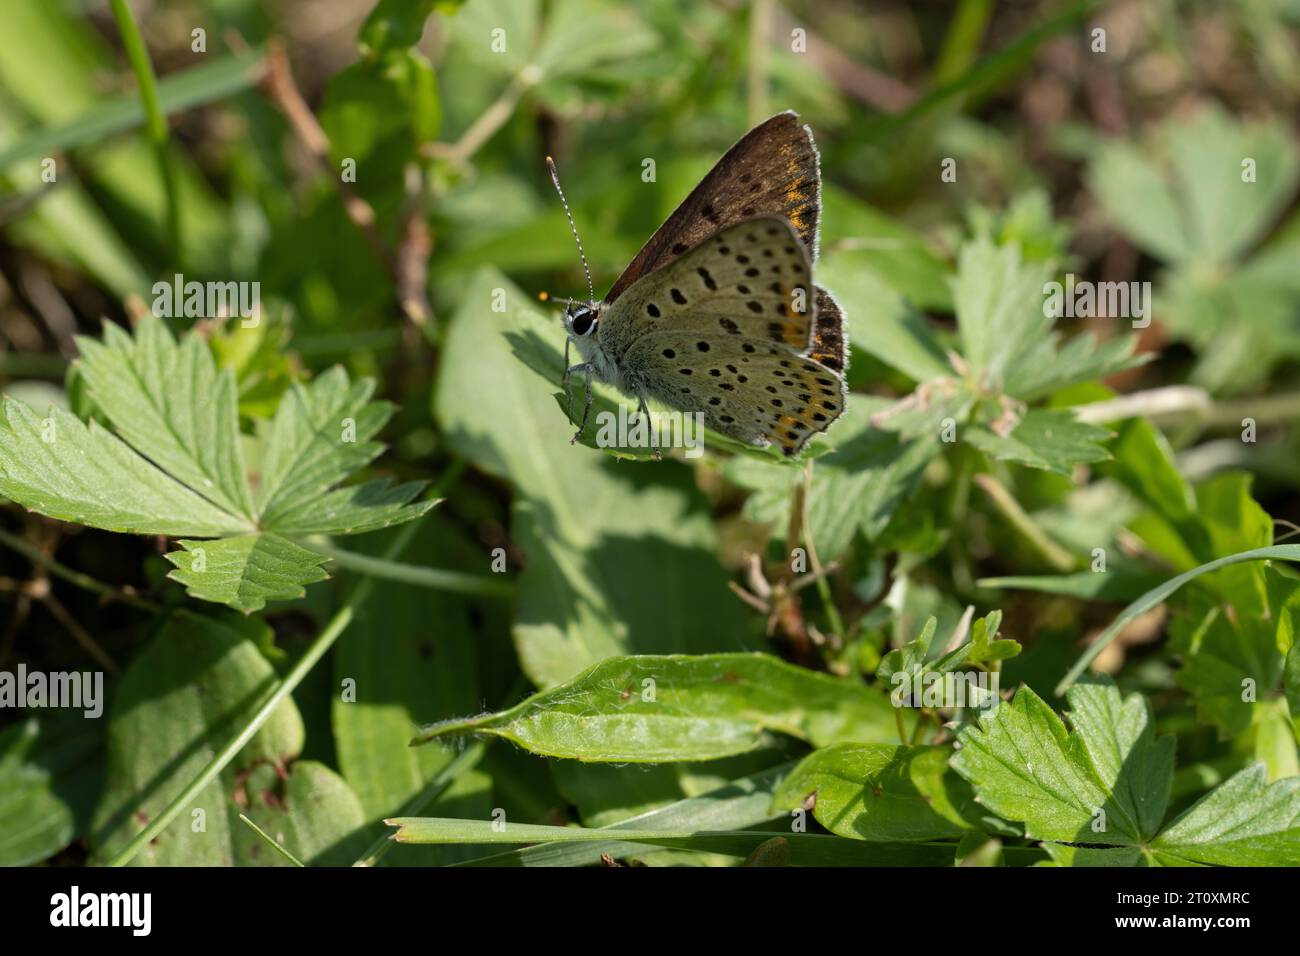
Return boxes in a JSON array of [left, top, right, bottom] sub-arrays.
[[563, 301, 601, 339]]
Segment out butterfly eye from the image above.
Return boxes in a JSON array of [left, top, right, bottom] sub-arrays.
[[570, 308, 597, 336]]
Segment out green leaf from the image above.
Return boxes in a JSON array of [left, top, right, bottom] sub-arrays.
[[209, 313, 297, 421], [0, 398, 249, 536], [1089, 107, 1300, 268], [1099, 418, 1196, 520], [1151, 765, 1300, 866], [772, 744, 976, 842], [0, 714, 102, 866], [91, 612, 368, 865], [446, 0, 540, 77], [413, 653, 902, 762], [0, 319, 434, 611], [724, 395, 940, 561], [436, 268, 753, 686], [821, 185, 954, 312], [966, 409, 1112, 476], [1043, 844, 1148, 867], [164, 534, 330, 613], [74, 315, 255, 519], [531, 0, 658, 86], [816, 258, 952, 383], [952, 679, 1174, 845], [256, 367, 389, 520], [1171, 565, 1296, 739], [358, 0, 439, 56], [953, 238, 1051, 391], [331, 519, 495, 866], [1286, 644, 1300, 746], [877, 610, 1018, 695], [949, 239, 1139, 400], [1253, 698, 1300, 781]]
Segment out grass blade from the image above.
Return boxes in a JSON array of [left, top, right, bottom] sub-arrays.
[[0, 51, 266, 168], [107, 0, 180, 260], [1055, 544, 1300, 696]]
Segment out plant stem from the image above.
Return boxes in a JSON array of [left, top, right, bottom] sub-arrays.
[[0, 527, 158, 612], [1203, 390, 1300, 429], [798, 462, 844, 641], [431, 70, 537, 166], [1074, 386, 1300, 429], [105, 522, 421, 867], [747, 0, 772, 127], [353, 741, 487, 867], [301, 538, 514, 600], [238, 814, 305, 866], [109, 0, 180, 265], [974, 473, 1077, 573]]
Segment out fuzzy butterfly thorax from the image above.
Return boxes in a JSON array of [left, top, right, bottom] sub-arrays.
[[559, 111, 848, 458]]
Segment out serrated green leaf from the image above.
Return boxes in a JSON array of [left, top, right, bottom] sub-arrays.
[[1090, 107, 1300, 268], [953, 238, 1051, 391], [724, 395, 939, 561], [74, 315, 255, 519], [948, 239, 1140, 401], [1151, 764, 1300, 866], [1043, 844, 1149, 867], [255, 368, 390, 521], [164, 534, 330, 613], [1, 317, 432, 611], [952, 679, 1173, 846], [1009, 331, 1144, 403], [772, 744, 976, 842], [413, 653, 902, 762], [0, 398, 249, 536], [966, 409, 1112, 475]]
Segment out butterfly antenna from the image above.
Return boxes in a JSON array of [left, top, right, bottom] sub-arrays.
[[546, 155, 595, 303]]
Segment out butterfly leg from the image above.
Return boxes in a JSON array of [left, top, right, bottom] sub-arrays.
[[635, 392, 661, 461], [568, 363, 595, 444], [563, 338, 575, 423]]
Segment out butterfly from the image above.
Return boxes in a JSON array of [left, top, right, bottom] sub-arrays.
[[552, 111, 847, 459]]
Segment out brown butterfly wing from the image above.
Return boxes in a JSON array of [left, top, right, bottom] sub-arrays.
[[809, 286, 848, 374], [603, 111, 821, 304]]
